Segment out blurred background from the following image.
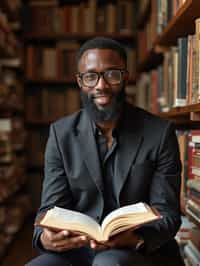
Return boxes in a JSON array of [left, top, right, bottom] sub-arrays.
[[1, 0, 200, 265]]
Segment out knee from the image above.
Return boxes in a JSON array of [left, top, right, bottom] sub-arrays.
[[92, 254, 120, 266], [92, 250, 130, 266], [24, 258, 36, 266], [24, 253, 70, 266]]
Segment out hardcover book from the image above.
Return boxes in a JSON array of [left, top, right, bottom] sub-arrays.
[[35, 202, 161, 242]]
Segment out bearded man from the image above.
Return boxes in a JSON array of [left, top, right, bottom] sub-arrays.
[[27, 37, 184, 266]]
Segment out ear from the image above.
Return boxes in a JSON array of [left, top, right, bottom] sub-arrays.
[[76, 74, 82, 88]]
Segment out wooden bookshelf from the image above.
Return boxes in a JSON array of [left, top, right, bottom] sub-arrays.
[[159, 104, 200, 122], [137, 0, 200, 73], [155, 0, 200, 46], [26, 118, 56, 125], [136, 2, 200, 258], [0, 1, 31, 260]]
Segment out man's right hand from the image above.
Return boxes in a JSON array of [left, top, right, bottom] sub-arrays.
[[40, 228, 89, 252]]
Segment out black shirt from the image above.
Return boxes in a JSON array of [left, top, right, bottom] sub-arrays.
[[93, 124, 120, 220]]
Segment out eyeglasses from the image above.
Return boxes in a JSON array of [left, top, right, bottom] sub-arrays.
[[78, 69, 126, 88]]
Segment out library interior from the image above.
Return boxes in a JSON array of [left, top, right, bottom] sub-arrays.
[[1, 0, 200, 265]]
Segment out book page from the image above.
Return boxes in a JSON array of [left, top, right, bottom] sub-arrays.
[[101, 202, 148, 232], [40, 207, 102, 240]]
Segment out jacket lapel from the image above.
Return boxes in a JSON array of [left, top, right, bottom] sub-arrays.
[[76, 111, 104, 194], [114, 106, 144, 201]]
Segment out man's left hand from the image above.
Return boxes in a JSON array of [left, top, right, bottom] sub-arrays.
[[90, 229, 140, 250]]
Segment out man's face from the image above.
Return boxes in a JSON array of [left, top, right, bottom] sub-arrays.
[[77, 49, 128, 123]]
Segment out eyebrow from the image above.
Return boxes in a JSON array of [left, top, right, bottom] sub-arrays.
[[83, 67, 125, 72]]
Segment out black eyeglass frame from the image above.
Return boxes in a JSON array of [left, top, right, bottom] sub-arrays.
[[77, 69, 127, 88]]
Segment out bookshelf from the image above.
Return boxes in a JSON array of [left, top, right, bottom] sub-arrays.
[[159, 103, 200, 122], [0, 1, 31, 261], [155, 0, 200, 46], [136, 0, 200, 262], [137, 0, 200, 73]]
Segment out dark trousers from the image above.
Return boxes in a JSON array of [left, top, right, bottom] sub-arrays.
[[25, 240, 185, 266]]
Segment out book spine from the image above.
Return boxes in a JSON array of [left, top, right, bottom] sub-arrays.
[[176, 37, 188, 106]]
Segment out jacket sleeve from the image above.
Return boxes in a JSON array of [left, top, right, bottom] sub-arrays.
[[32, 123, 74, 251], [136, 121, 182, 254]]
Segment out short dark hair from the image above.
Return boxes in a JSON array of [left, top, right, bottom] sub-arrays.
[[76, 37, 127, 69]]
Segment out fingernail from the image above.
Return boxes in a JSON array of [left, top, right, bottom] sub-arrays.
[[81, 236, 86, 240], [91, 243, 95, 248], [63, 230, 68, 236]]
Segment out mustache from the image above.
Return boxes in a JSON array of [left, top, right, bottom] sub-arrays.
[[90, 91, 113, 99]]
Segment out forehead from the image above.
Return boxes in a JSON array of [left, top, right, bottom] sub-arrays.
[[78, 48, 125, 72]]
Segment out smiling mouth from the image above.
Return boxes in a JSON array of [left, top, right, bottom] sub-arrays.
[[94, 95, 112, 105]]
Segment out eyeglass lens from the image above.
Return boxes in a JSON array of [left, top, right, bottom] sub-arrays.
[[82, 70, 123, 87]]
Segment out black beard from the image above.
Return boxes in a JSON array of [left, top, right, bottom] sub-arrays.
[[81, 85, 126, 124]]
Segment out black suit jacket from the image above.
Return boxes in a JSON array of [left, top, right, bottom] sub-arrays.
[[33, 104, 182, 255]]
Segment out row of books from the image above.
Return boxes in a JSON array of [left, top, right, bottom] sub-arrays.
[[156, 0, 187, 34], [177, 220, 200, 266], [0, 9, 18, 56], [26, 87, 81, 123], [0, 194, 31, 259], [0, 118, 26, 163], [137, 0, 186, 63], [136, 18, 200, 113], [26, 42, 136, 80], [0, 67, 24, 111], [177, 130, 200, 201], [177, 130, 200, 264], [27, 0, 136, 35], [0, 1, 30, 261]]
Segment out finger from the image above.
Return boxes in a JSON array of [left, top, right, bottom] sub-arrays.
[[90, 240, 109, 250], [50, 230, 70, 241], [53, 235, 88, 249]]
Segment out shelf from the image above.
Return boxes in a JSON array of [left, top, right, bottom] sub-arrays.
[[26, 77, 76, 84], [159, 103, 200, 124], [0, 104, 24, 114], [24, 32, 136, 43], [26, 118, 56, 125], [0, 57, 22, 68], [137, 48, 163, 72], [155, 0, 200, 46]]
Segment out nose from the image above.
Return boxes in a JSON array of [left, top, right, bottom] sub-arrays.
[[95, 74, 109, 90]]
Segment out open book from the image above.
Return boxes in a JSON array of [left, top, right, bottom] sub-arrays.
[[35, 202, 161, 242]]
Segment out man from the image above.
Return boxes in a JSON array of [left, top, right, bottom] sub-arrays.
[[27, 37, 184, 266]]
